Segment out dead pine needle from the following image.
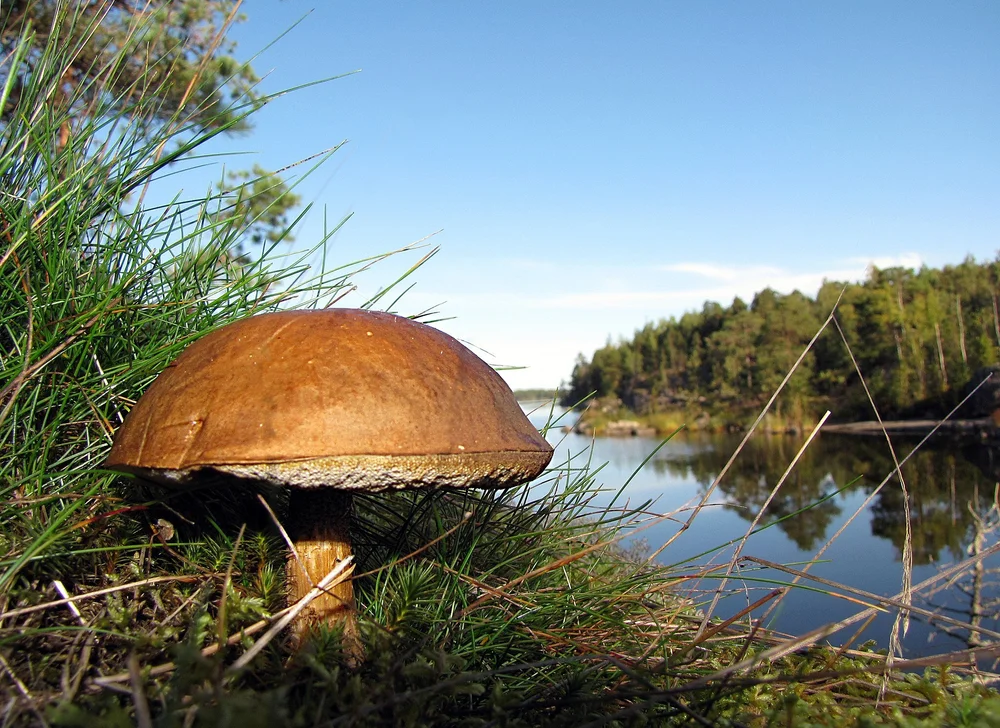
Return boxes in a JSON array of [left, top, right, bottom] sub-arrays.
[[128, 652, 153, 728], [0, 652, 48, 727], [1, 574, 214, 622], [230, 555, 354, 672]]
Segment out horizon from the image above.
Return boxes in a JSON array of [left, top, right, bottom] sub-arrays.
[[508, 251, 1000, 395], [157, 2, 999, 389]]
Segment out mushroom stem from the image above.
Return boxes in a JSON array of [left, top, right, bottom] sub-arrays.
[[287, 489, 363, 666]]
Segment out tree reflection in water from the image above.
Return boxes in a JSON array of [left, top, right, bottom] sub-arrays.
[[651, 432, 1000, 649], [651, 433, 996, 562]]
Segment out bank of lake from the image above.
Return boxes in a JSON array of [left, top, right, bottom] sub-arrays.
[[525, 401, 1000, 659]]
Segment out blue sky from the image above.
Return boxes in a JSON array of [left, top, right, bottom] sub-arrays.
[[179, 1, 999, 389]]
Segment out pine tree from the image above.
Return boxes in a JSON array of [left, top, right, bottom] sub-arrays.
[[1, 1, 299, 253]]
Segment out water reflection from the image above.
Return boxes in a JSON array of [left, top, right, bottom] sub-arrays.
[[652, 433, 997, 565], [523, 402, 1000, 657]]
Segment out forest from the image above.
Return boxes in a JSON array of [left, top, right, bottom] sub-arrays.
[[562, 256, 1000, 425]]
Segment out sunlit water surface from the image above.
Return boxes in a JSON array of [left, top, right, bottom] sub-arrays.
[[523, 402, 1000, 659]]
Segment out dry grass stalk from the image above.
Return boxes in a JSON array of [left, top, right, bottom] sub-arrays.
[[230, 555, 354, 671], [700, 412, 831, 628], [0, 574, 213, 622], [650, 303, 842, 572], [92, 555, 355, 687], [127, 652, 153, 728]]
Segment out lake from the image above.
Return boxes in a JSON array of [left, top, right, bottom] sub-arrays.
[[523, 402, 1000, 659]]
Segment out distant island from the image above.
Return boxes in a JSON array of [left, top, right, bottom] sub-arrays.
[[513, 388, 567, 402], [561, 256, 1000, 438]]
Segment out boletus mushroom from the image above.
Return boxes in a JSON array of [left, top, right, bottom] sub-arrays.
[[105, 309, 553, 665]]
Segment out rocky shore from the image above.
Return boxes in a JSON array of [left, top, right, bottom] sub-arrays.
[[565, 419, 658, 437]]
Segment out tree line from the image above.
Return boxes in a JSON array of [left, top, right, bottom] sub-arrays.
[[562, 256, 1000, 423]]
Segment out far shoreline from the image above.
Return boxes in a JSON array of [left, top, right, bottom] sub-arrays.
[[513, 391, 1000, 442]]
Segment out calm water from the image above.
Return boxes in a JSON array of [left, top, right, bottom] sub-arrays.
[[524, 402, 1000, 659]]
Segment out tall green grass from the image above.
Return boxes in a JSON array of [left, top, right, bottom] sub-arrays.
[[2, 3, 999, 726]]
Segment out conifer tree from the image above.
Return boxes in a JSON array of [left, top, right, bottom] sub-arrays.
[[0, 1, 299, 253]]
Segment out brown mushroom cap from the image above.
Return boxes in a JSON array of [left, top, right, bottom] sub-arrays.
[[106, 309, 553, 491]]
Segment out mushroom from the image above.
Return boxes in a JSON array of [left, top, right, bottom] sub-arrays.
[[105, 309, 553, 664]]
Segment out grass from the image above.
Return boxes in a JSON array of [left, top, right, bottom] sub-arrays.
[[2, 3, 999, 725]]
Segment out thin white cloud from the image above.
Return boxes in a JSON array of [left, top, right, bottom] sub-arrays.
[[389, 252, 932, 388], [534, 288, 737, 310], [532, 276, 831, 311], [658, 253, 925, 286], [846, 253, 925, 271], [657, 262, 783, 281], [406, 264, 903, 313]]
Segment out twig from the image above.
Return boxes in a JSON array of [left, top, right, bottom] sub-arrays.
[[679, 541, 1000, 690], [54, 562, 95, 704], [744, 553, 1000, 641], [1, 574, 212, 622], [0, 652, 48, 727], [436, 562, 534, 612], [91, 564, 346, 688], [353, 510, 473, 579], [688, 589, 785, 651], [256, 494, 309, 585], [691, 645, 1000, 692], [52, 580, 85, 625], [699, 412, 830, 633], [92, 611, 273, 687], [756, 359, 998, 642], [831, 318, 913, 666], [93, 556, 353, 686], [649, 300, 842, 566], [158, 583, 210, 630], [128, 653, 152, 728], [60, 628, 95, 705], [229, 555, 354, 671], [459, 536, 616, 616]]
